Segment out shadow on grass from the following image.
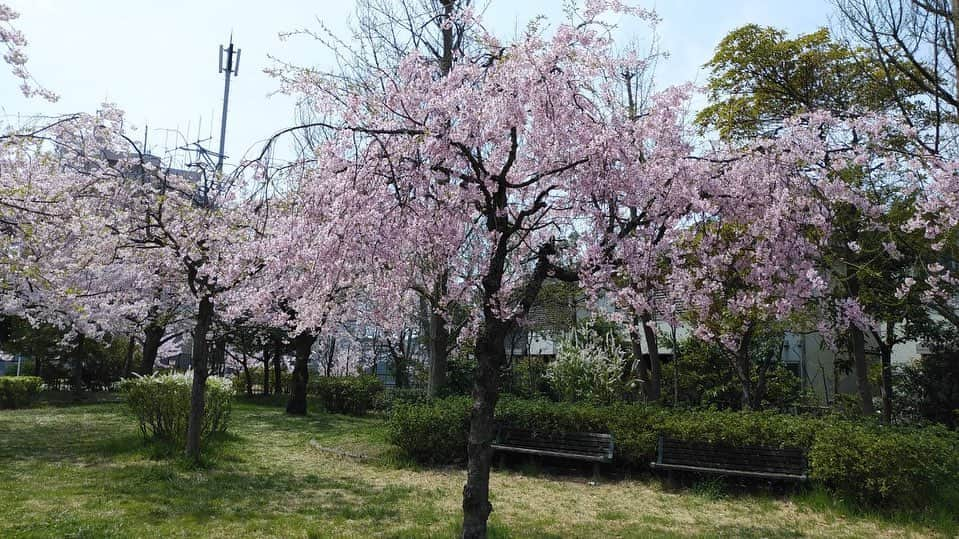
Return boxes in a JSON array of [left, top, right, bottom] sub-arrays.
[[793, 485, 959, 537], [659, 472, 959, 537], [2, 402, 437, 537]]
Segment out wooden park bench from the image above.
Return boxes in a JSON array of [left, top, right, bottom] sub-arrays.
[[491, 425, 614, 478], [650, 436, 808, 482]]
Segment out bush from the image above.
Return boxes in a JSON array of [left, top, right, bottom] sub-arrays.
[[388, 396, 471, 464], [546, 326, 635, 404], [661, 335, 809, 411], [495, 399, 822, 468], [0, 376, 42, 408], [387, 397, 959, 508], [896, 350, 959, 428], [376, 388, 430, 411], [119, 373, 233, 446], [809, 423, 959, 508], [308, 375, 383, 415]]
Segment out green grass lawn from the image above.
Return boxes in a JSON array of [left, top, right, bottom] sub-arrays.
[[0, 397, 954, 538]]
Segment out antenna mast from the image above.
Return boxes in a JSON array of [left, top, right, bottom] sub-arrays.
[[216, 35, 240, 173]]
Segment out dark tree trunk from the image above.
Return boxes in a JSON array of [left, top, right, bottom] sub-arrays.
[[428, 309, 450, 397], [273, 338, 284, 394], [390, 332, 411, 389], [185, 295, 213, 462], [140, 323, 165, 375], [736, 350, 753, 410], [461, 238, 564, 538], [462, 319, 507, 539], [240, 354, 253, 397], [629, 324, 650, 401], [323, 336, 336, 377], [212, 337, 226, 377], [71, 334, 85, 396], [621, 332, 639, 396], [876, 321, 896, 424], [122, 335, 135, 378], [879, 344, 893, 424], [846, 273, 874, 416], [850, 325, 874, 416], [727, 327, 756, 411], [262, 346, 271, 396], [641, 313, 662, 402], [287, 330, 316, 415]]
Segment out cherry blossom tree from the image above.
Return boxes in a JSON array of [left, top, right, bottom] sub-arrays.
[[0, 3, 55, 101], [272, 0, 480, 397], [277, 3, 702, 535]]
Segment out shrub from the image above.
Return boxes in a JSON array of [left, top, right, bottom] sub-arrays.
[[809, 423, 959, 508], [376, 387, 430, 411], [546, 326, 635, 404], [308, 375, 383, 415], [0, 376, 42, 408], [119, 373, 233, 446], [896, 350, 959, 428], [388, 396, 471, 464], [661, 335, 809, 411], [444, 342, 476, 397], [387, 397, 959, 509], [495, 400, 822, 468]]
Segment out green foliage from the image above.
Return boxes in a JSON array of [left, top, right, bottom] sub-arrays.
[[389, 397, 959, 508], [810, 423, 959, 508], [376, 388, 431, 411], [119, 373, 233, 446], [545, 326, 635, 404], [444, 342, 476, 396], [0, 316, 138, 391], [308, 375, 383, 415], [896, 350, 959, 428], [0, 376, 42, 408], [505, 356, 549, 399], [231, 366, 292, 395], [387, 396, 471, 464], [698, 25, 898, 140], [662, 336, 809, 411]]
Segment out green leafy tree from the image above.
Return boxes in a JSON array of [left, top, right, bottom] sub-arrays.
[[699, 24, 931, 421]]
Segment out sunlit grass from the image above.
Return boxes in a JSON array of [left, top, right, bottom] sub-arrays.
[[0, 396, 954, 538]]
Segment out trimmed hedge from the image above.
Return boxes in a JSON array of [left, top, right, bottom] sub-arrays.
[[809, 423, 959, 508], [376, 388, 431, 411], [389, 396, 471, 464], [307, 375, 383, 415], [119, 373, 233, 446], [0, 376, 42, 409], [387, 397, 959, 507]]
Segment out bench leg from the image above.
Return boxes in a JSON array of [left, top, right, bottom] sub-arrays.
[[664, 470, 678, 490], [592, 462, 600, 482], [497, 452, 506, 470]]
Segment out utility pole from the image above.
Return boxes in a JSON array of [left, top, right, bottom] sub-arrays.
[[216, 36, 240, 174]]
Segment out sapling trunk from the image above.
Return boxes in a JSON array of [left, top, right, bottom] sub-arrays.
[[185, 295, 213, 462]]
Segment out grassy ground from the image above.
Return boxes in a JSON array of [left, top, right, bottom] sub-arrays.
[[0, 397, 955, 538]]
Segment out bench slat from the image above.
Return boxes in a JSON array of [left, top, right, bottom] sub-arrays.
[[662, 450, 805, 469], [499, 438, 610, 451], [662, 441, 804, 457], [492, 426, 614, 463], [650, 462, 807, 481], [491, 444, 611, 462], [654, 436, 808, 481]]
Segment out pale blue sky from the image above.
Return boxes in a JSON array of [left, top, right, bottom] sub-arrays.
[[2, 0, 833, 168]]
